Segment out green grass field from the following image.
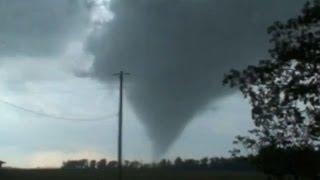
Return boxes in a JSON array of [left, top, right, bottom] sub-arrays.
[[0, 169, 266, 180]]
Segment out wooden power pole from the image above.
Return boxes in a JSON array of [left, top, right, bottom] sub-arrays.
[[114, 71, 129, 180]]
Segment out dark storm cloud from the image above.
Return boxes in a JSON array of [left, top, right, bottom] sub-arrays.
[[0, 0, 89, 57], [86, 0, 306, 156]]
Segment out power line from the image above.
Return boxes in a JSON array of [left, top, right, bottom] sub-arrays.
[[9, 87, 111, 95], [0, 99, 117, 122]]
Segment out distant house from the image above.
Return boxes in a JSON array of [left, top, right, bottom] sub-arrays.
[[0, 161, 5, 168]]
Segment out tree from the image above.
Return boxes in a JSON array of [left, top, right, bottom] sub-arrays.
[[158, 159, 171, 169], [107, 161, 118, 168], [89, 160, 96, 169], [200, 157, 209, 169], [124, 160, 130, 168], [129, 160, 142, 169], [97, 159, 107, 169], [223, 0, 320, 179], [174, 157, 183, 169], [62, 159, 89, 169], [183, 159, 199, 170]]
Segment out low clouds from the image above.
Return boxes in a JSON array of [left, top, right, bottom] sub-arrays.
[[0, 0, 89, 57]]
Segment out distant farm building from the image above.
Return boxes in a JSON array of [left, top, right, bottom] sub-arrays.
[[0, 161, 5, 168]]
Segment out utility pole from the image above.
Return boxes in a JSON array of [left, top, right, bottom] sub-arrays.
[[114, 71, 129, 180]]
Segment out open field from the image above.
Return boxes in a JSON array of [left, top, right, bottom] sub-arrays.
[[0, 169, 266, 180]]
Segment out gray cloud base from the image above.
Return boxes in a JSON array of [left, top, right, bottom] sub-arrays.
[[0, 0, 89, 57]]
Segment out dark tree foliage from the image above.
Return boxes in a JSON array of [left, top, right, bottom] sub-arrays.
[[224, 0, 320, 151], [248, 145, 320, 179], [97, 159, 107, 169], [89, 160, 96, 169], [60, 157, 254, 172], [62, 159, 89, 169], [223, 0, 320, 179], [174, 157, 183, 169]]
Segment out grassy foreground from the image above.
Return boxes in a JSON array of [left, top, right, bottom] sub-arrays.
[[0, 169, 266, 180]]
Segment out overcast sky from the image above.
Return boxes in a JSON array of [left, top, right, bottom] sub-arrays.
[[0, 0, 306, 168]]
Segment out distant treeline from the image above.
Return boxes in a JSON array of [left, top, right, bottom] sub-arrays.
[[61, 156, 255, 172]]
